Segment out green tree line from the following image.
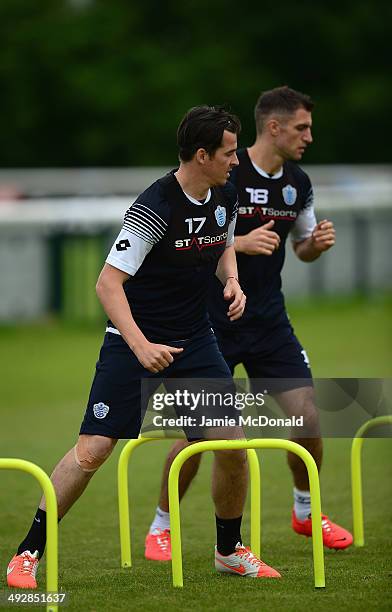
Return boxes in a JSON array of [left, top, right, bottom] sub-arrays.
[[1, 0, 391, 166]]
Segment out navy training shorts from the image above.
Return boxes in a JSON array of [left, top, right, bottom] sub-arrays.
[[80, 330, 238, 440], [214, 316, 313, 394]]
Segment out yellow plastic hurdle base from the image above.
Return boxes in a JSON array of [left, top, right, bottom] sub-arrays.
[[117, 437, 261, 568], [0, 458, 58, 612], [351, 415, 392, 546], [168, 439, 325, 589]]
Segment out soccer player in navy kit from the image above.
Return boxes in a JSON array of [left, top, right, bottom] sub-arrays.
[[7, 105, 281, 590], [145, 87, 353, 562]]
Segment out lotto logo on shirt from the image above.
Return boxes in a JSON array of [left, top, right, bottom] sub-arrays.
[[116, 238, 131, 251]]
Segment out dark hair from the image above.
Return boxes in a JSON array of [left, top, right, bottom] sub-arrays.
[[177, 105, 241, 162], [254, 86, 314, 134]]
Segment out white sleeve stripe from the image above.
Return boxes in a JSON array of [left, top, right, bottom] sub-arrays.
[[134, 202, 168, 228], [122, 225, 155, 245], [125, 208, 167, 235], [124, 210, 166, 241], [131, 202, 167, 227], [230, 198, 239, 221], [304, 187, 314, 208], [123, 217, 163, 243], [126, 202, 168, 231], [123, 219, 164, 242]]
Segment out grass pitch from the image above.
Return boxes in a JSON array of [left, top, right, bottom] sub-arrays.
[[0, 295, 391, 611]]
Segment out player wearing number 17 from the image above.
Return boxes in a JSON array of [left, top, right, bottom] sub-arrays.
[[7, 105, 280, 590]]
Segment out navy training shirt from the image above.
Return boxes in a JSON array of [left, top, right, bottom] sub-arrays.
[[105, 171, 238, 342], [207, 148, 316, 331]]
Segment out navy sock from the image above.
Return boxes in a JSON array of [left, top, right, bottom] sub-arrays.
[[216, 515, 242, 556]]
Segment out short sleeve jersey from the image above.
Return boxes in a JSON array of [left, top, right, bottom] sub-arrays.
[[208, 148, 316, 330], [106, 171, 238, 342]]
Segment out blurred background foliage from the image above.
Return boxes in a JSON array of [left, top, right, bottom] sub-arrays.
[[1, 0, 391, 167]]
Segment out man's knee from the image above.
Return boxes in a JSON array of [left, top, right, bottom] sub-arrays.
[[300, 399, 320, 437], [214, 448, 248, 469], [280, 387, 320, 437], [74, 435, 117, 472]]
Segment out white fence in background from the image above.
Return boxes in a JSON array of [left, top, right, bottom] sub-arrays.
[[0, 166, 391, 321]]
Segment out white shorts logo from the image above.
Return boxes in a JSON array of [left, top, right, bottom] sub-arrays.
[[93, 402, 110, 419], [301, 349, 311, 368]]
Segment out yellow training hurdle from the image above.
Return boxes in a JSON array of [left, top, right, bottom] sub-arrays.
[[0, 458, 58, 612], [169, 439, 324, 588], [118, 437, 325, 588], [351, 415, 392, 546], [117, 437, 261, 566]]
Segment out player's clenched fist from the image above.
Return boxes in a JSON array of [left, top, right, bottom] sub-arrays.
[[236, 220, 280, 255], [133, 342, 183, 373], [223, 277, 247, 321], [311, 219, 335, 252]]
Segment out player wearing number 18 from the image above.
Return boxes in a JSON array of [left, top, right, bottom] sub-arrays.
[[145, 87, 353, 562]]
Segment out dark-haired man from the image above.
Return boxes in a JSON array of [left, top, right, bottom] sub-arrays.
[[145, 87, 353, 562], [7, 106, 281, 590]]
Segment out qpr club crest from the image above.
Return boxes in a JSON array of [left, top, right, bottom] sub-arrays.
[[215, 205, 226, 227], [282, 184, 297, 206], [93, 402, 110, 419]]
